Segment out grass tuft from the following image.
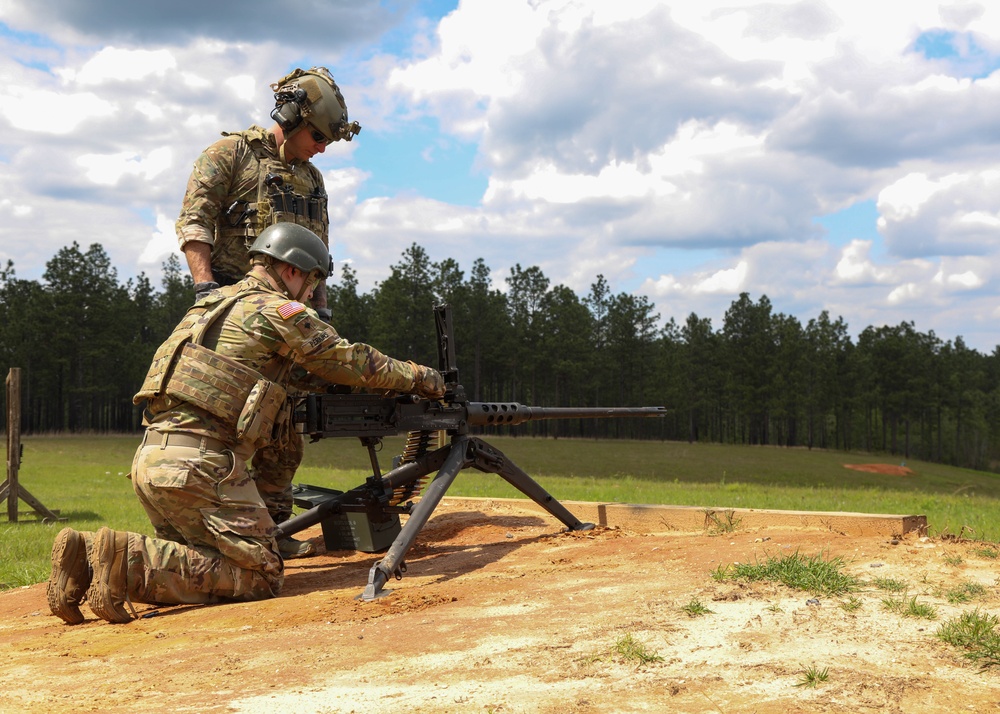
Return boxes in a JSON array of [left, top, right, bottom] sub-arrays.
[[681, 598, 714, 617], [872, 576, 908, 593], [612, 633, 664, 665], [945, 581, 988, 605], [839, 596, 863, 612], [712, 550, 860, 596], [937, 609, 1000, 670], [881, 593, 937, 620], [703, 508, 742, 535], [794, 663, 829, 688]]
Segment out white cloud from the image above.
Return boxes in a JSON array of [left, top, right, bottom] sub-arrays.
[[877, 170, 1000, 257], [486, 119, 767, 207], [224, 75, 257, 102], [877, 172, 964, 223], [137, 212, 181, 268], [887, 282, 923, 305], [2, 0, 1000, 351], [692, 261, 747, 294], [938, 269, 982, 289], [0, 88, 115, 134], [180, 71, 213, 90], [0, 198, 33, 218], [833, 240, 893, 285], [77, 147, 173, 185], [67, 46, 177, 84], [932, 261, 988, 291]]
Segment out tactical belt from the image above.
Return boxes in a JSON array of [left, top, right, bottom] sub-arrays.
[[143, 430, 229, 453]]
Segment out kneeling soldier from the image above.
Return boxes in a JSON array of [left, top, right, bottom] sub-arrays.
[[47, 223, 444, 624]]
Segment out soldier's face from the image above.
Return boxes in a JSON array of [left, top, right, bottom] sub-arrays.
[[283, 124, 328, 162]]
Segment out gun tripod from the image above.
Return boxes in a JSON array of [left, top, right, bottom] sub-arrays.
[[275, 304, 662, 600], [276, 430, 594, 600]]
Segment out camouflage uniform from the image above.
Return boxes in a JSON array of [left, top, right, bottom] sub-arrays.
[[176, 125, 328, 283], [176, 125, 328, 526], [119, 274, 437, 606]]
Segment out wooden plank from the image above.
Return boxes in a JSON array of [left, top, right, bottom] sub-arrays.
[[441, 496, 927, 538]]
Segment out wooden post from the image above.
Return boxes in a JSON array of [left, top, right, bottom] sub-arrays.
[[4, 367, 20, 522], [2, 368, 63, 523]]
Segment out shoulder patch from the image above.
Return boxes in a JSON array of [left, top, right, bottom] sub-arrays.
[[276, 301, 307, 320]]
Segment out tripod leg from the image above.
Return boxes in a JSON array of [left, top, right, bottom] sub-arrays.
[[362, 436, 469, 601], [469, 438, 594, 531]]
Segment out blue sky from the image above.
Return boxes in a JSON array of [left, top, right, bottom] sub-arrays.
[[353, 118, 487, 205], [1, 0, 1000, 351]]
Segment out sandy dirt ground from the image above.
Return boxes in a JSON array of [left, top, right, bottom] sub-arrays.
[[2, 490, 1000, 713]]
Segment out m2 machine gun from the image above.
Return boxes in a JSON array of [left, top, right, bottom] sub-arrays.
[[276, 304, 666, 600]]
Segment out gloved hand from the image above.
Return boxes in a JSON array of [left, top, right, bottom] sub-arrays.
[[409, 363, 445, 400], [194, 281, 220, 302], [315, 307, 333, 324]]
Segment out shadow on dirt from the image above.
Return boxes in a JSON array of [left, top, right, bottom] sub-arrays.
[[280, 511, 557, 597]]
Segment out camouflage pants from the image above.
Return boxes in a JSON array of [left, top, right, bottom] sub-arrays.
[[127, 432, 284, 605], [250, 428, 303, 525]]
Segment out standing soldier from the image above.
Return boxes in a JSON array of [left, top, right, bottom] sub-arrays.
[[47, 224, 444, 624], [175, 67, 360, 558]]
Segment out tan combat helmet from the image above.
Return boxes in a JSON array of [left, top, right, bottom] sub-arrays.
[[270, 66, 361, 143]]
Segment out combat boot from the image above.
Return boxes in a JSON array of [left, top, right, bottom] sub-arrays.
[[47, 528, 92, 625], [86, 527, 137, 624], [278, 536, 316, 559]]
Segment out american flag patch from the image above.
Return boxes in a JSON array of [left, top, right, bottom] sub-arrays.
[[277, 301, 307, 320]]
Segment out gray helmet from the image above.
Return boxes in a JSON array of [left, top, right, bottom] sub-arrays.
[[270, 66, 361, 143], [249, 223, 333, 279]]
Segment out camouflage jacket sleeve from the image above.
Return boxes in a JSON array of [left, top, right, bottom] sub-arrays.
[[175, 129, 260, 248], [245, 297, 422, 394]]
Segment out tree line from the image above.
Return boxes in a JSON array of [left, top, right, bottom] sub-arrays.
[[2, 241, 999, 472]]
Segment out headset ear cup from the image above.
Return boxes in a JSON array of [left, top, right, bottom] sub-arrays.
[[270, 102, 302, 132]]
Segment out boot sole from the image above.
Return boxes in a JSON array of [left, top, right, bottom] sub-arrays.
[[47, 528, 87, 625]]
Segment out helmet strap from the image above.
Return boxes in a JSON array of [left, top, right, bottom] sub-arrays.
[[262, 260, 293, 299], [266, 261, 313, 302], [292, 275, 311, 302]]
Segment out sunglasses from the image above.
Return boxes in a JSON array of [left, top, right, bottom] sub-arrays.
[[309, 126, 332, 145]]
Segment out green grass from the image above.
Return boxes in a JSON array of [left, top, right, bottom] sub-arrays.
[[0, 436, 157, 588], [681, 598, 714, 617], [839, 596, 863, 612], [794, 663, 829, 688], [4, 433, 1000, 589], [937, 609, 1000, 669], [945, 581, 989, 605], [881, 594, 938, 620], [872, 576, 908, 593], [611, 633, 664, 664], [711, 551, 860, 596], [971, 546, 999, 560]]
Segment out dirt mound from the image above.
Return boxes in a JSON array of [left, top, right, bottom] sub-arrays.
[[1, 500, 997, 713], [844, 462, 915, 476]]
